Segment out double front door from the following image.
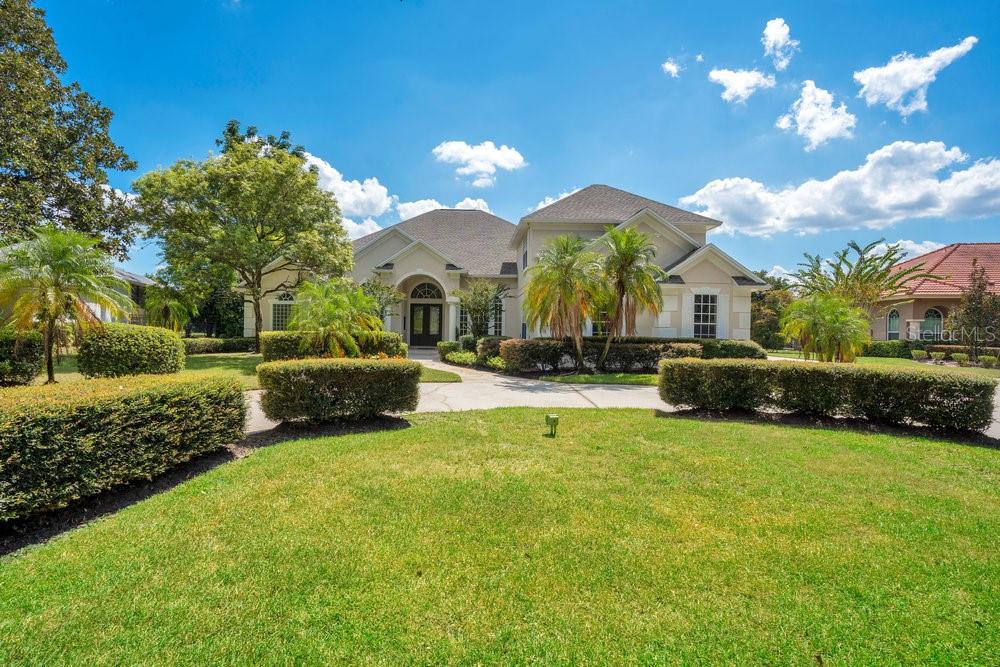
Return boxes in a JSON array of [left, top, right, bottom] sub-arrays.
[[410, 303, 442, 346]]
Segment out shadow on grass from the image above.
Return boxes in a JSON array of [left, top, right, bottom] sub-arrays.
[[0, 416, 411, 557], [654, 408, 1000, 450]]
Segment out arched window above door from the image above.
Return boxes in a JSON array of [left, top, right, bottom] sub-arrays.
[[411, 282, 442, 300]]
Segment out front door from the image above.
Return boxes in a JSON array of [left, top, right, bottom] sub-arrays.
[[409, 303, 442, 346]]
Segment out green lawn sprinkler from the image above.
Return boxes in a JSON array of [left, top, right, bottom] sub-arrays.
[[545, 414, 559, 437]]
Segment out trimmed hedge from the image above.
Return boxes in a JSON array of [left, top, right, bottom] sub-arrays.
[[476, 336, 510, 364], [78, 324, 185, 378], [257, 358, 422, 421], [863, 340, 927, 359], [445, 351, 477, 366], [927, 344, 1000, 360], [0, 331, 43, 386], [499, 339, 566, 372], [260, 330, 406, 361], [357, 331, 407, 358], [458, 334, 477, 352], [658, 358, 996, 431], [437, 340, 460, 361], [182, 337, 256, 355], [0, 375, 246, 521]]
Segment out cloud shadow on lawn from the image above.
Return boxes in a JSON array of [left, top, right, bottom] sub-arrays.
[[655, 408, 1000, 450], [0, 416, 411, 558]]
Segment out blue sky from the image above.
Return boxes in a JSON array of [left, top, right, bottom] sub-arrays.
[[40, 0, 1000, 277]]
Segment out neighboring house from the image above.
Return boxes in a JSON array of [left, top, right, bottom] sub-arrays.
[[243, 184, 768, 345], [88, 268, 153, 324], [872, 243, 1000, 341]]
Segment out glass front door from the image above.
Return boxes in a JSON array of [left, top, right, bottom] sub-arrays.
[[409, 303, 442, 346]]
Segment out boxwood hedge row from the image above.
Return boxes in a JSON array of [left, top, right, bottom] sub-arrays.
[[182, 337, 256, 355], [257, 357, 421, 421], [0, 331, 43, 386], [0, 375, 246, 521], [658, 358, 996, 432], [78, 323, 185, 377], [260, 330, 407, 361]]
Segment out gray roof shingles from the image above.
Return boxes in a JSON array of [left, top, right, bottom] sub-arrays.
[[521, 184, 722, 227], [353, 209, 517, 277]]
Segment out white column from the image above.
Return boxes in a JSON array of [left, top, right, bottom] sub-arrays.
[[447, 301, 458, 341]]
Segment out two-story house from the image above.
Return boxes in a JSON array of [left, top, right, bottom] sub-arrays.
[[244, 184, 768, 344]]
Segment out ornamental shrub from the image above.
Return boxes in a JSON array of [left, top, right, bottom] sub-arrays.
[[445, 351, 477, 366], [498, 339, 565, 372], [182, 337, 256, 355], [356, 331, 407, 358], [458, 334, 478, 352], [78, 324, 185, 378], [663, 342, 703, 359], [476, 336, 510, 365], [437, 340, 461, 361], [0, 375, 245, 521], [863, 340, 926, 358], [911, 349, 929, 361], [0, 331, 44, 386], [259, 331, 325, 361], [658, 358, 996, 431], [980, 355, 997, 368], [952, 353, 970, 366], [930, 352, 946, 363], [486, 355, 506, 371], [257, 358, 421, 421]]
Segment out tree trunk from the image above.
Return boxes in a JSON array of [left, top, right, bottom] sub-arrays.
[[44, 318, 56, 384], [253, 299, 263, 351], [597, 288, 625, 371]]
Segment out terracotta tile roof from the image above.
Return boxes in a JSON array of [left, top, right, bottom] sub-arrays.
[[893, 243, 1000, 296]]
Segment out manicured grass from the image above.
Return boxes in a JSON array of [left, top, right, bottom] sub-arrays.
[[769, 350, 1000, 379], [419, 366, 462, 382], [540, 372, 657, 385], [37, 354, 459, 388], [2, 408, 997, 664]]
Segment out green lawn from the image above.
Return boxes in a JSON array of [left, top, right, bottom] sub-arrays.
[[540, 372, 657, 385], [2, 408, 997, 664], [37, 354, 461, 388], [769, 350, 1000, 379]]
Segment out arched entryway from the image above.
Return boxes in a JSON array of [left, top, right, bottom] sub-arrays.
[[397, 276, 446, 347]]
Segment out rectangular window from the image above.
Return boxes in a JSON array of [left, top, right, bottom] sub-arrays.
[[458, 306, 469, 336], [491, 298, 504, 336], [272, 303, 294, 331], [521, 322, 527, 339], [693, 293, 718, 339], [592, 310, 609, 336], [522, 248, 528, 270]]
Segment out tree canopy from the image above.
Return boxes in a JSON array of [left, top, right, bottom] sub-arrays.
[[1, 0, 137, 258]]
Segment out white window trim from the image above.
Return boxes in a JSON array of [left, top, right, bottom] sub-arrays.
[[269, 296, 296, 332]]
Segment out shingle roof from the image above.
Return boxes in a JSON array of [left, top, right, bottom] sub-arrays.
[[114, 268, 154, 287], [521, 184, 722, 227], [892, 243, 1000, 296], [353, 209, 517, 277]]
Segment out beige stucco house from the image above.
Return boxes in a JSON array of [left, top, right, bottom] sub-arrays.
[[244, 184, 768, 345], [871, 243, 1000, 341]]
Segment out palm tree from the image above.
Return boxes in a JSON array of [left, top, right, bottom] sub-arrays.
[[523, 235, 601, 371], [145, 283, 198, 332], [288, 279, 383, 357], [595, 226, 665, 370], [0, 229, 134, 383], [780, 293, 870, 362]]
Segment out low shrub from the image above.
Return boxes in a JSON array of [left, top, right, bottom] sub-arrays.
[[579, 341, 665, 372], [863, 340, 926, 359], [931, 352, 946, 363], [437, 340, 461, 361], [952, 353, 970, 366], [0, 331, 43, 386], [911, 349, 928, 361], [78, 324, 185, 378], [0, 375, 245, 521], [699, 338, 768, 359], [980, 355, 997, 369], [257, 358, 421, 421], [486, 355, 506, 371], [664, 342, 703, 359], [458, 334, 478, 352], [356, 331, 407, 358], [927, 344, 1000, 359], [658, 358, 996, 431], [182, 337, 256, 355], [499, 339, 565, 372], [476, 336, 510, 364], [445, 351, 477, 366], [259, 331, 325, 361]]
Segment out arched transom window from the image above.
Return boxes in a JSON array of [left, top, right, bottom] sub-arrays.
[[886, 309, 900, 340], [411, 282, 442, 299], [921, 308, 943, 340]]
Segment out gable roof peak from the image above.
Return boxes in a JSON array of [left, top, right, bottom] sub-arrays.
[[520, 183, 722, 227]]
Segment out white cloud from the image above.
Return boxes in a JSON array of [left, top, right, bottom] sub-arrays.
[[776, 81, 856, 151], [396, 196, 493, 220], [532, 187, 581, 211], [873, 239, 946, 258], [431, 140, 527, 187], [853, 36, 978, 116], [396, 198, 443, 221], [762, 18, 799, 71], [708, 69, 776, 103], [767, 265, 793, 280], [680, 140, 1000, 237], [453, 197, 492, 213], [342, 217, 382, 239], [303, 153, 393, 217], [661, 58, 682, 78], [695, 54, 704, 63]]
